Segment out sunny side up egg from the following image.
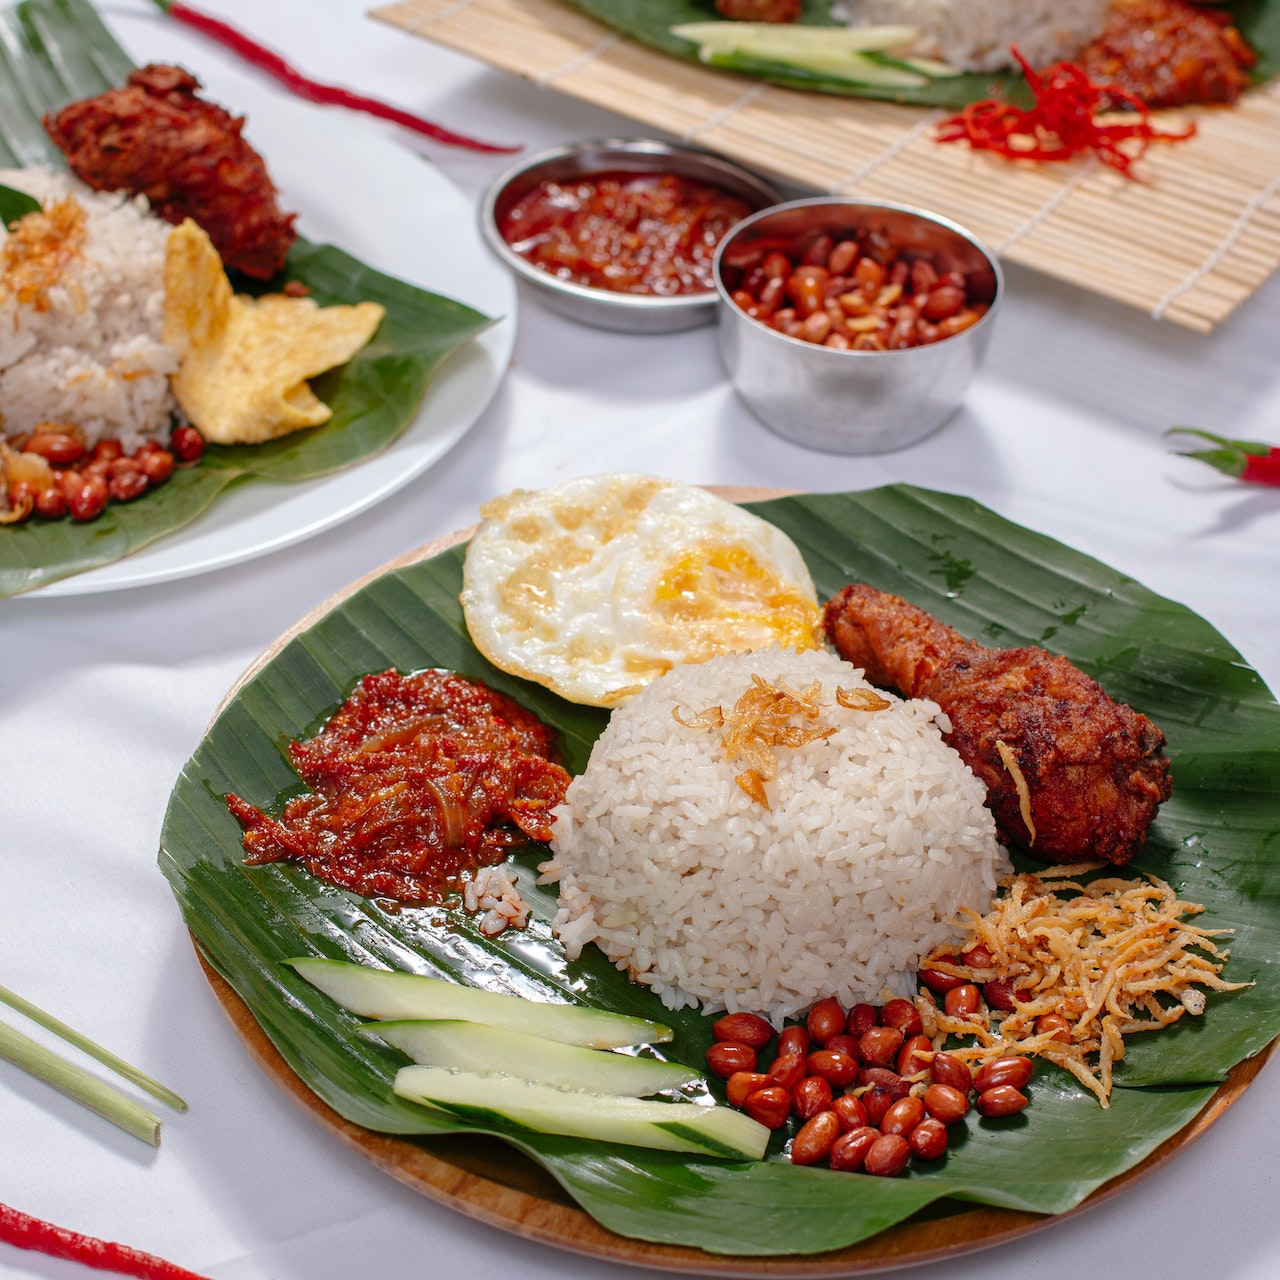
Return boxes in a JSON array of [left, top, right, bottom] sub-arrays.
[[460, 474, 821, 707]]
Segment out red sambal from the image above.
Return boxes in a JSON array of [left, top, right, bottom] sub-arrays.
[[226, 669, 571, 903], [1081, 0, 1256, 107], [499, 170, 755, 296]]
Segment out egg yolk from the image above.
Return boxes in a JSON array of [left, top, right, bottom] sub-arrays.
[[653, 544, 820, 657]]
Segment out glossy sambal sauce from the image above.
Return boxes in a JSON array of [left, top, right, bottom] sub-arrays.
[[1081, 0, 1255, 106], [226, 668, 570, 903], [499, 170, 755, 296]]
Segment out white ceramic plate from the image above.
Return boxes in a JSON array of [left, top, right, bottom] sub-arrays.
[[34, 87, 515, 596]]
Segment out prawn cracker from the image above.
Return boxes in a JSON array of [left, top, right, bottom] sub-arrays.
[[163, 219, 384, 444]]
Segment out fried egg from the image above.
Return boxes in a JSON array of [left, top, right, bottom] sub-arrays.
[[461, 474, 820, 707]]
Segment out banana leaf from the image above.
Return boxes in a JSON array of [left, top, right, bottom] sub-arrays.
[[0, 0, 493, 598], [0, 183, 40, 223], [558, 0, 1278, 108], [159, 486, 1280, 1257]]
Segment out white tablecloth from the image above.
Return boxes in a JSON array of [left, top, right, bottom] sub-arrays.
[[3, 2, 1278, 1276]]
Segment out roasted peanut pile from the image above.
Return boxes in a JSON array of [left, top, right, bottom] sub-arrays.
[[709, 997, 1033, 1175], [722, 234, 990, 352], [1, 427, 202, 524]]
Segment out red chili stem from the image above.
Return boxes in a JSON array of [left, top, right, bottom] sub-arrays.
[[1168, 426, 1274, 456], [151, 0, 519, 153], [1167, 427, 1280, 486], [0, 1203, 210, 1280]]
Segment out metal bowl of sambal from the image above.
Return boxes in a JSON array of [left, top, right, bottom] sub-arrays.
[[480, 138, 783, 334]]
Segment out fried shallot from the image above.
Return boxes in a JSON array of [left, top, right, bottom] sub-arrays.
[[674, 674, 845, 808]]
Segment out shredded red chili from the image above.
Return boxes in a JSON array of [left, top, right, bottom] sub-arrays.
[[150, 1, 518, 153], [936, 47, 1196, 178], [0, 1202, 209, 1280], [227, 669, 571, 903], [499, 171, 755, 296]]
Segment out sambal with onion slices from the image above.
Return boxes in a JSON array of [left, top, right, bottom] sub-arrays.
[[226, 668, 570, 903]]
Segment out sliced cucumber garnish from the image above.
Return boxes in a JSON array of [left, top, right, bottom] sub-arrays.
[[703, 47, 929, 88], [363, 1019, 699, 1096], [394, 1065, 770, 1161], [288, 958, 673, 1049], [669, 20, 962, 89], [670, 21, 919, 57]]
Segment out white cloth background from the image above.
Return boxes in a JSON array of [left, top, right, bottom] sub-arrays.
[[2, 2, 1278, 1276]]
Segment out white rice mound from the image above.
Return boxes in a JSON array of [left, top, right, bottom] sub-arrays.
[[833, 0, 1113, 73], [0, 167, 179, 451], [540, 646, 1008, 1023]]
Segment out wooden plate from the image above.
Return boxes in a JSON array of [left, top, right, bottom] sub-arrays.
[[197, 493, 1277, 1275]]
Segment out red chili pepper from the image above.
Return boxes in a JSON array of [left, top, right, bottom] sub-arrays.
[[0, 1202, 210, 1279], [149, 0, 519, 153], [936, 46, 1195, 178], [1242, 453, 1280, 485], [1168, 427, 1280, 487]]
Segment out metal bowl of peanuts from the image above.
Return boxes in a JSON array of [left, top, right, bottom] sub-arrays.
[[713, 198, 1003, 454]]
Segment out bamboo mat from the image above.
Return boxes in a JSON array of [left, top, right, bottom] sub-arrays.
[[372, 0, 1280, 332]]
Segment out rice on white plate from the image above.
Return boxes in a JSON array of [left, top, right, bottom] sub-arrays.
[[832, 0, 1113, 73], [0, 166, 179, 452], [540, 645, 1009, 1025]]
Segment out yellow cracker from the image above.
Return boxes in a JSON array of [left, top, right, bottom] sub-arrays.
[[163, 220, 384, 444]]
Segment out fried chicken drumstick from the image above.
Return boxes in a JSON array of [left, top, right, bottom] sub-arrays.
[[823, 584, 1172, 865], [45, 64, 296, 279]]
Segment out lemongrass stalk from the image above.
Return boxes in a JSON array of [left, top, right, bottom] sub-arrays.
[[0, 983, 186, 1111], [0, 1019, 161, 1146]]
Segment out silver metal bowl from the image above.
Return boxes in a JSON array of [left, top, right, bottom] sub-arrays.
[[479, 139, 783, 334], [714, 198, 1003, 454]]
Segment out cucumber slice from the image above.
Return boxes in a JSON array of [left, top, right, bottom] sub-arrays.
[[362, 1019, 700, 1097], [670, 20, 938, 88], [670, 21, 919, 56], [393, 1065, 770, 1161], [897, 55, 964, 78], [288, 958, 673, 1049], [703, 47, 928, 88]]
